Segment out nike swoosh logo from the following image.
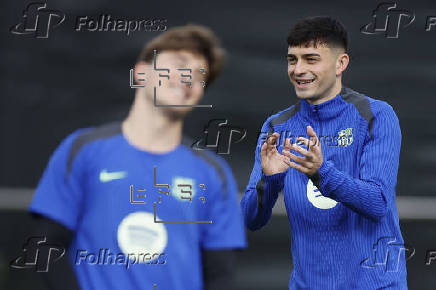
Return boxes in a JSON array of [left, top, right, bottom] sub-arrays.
[[99, 169, 127, 182]]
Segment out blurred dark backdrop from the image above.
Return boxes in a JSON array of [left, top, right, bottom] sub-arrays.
[[2, 0, 436, 196], [1, 0, 436, 289]]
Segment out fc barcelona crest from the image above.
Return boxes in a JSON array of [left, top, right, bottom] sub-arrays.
[[337, 128, 353, 147]]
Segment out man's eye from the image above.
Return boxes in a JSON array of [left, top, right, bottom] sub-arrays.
[[307, 58, 317, 63], [288, 59, 296, 65]]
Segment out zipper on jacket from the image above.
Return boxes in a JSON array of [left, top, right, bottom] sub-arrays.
[[314, 105, 322, 145]]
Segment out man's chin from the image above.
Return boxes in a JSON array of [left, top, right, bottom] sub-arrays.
[[151, 97, 196, 116], [161, 106, 194, 120], [295, 88, 316, 100]]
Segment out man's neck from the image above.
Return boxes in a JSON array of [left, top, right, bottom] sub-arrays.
[[306, 81, 342, 105], [122, 91, 183, 153]]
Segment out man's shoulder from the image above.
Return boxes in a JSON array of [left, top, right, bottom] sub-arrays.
[[367, 96, 396, 117], [67, 121, 122, 148], [341, 87, 399, 137], [341, 86, 395, 115], [54, 122, 122, 174], [180, 137, 235, 198], [182, 136, 233, 172], [263, 102, 301, 131]]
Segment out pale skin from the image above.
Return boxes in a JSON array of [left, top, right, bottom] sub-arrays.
[[261, 126, 322, 176], [122, 50, 208, 153], [261, 43, 349, 177]]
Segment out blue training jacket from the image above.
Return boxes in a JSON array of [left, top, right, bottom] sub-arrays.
[[30, 122, 246, 290], [241, 87, 407, 289]]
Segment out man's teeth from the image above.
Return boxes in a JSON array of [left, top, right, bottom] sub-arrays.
[[296, 79, 314, 84]]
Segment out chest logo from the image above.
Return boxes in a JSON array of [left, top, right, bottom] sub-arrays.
[[172, 177, 196, 202], [337, 128, 353, 147], [117, 211, 167, 264], [307, 179, 337, 209], [99, 169, 127, 182]]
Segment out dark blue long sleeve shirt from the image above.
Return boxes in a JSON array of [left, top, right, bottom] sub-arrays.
[[241, 87, 407, 289]]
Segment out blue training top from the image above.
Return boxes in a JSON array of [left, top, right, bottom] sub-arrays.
[[241, 87, 407, 289], [30, 122, 246, 290]]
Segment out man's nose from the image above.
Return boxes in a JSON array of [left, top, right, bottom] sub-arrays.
[[293, 60, 307, 75]]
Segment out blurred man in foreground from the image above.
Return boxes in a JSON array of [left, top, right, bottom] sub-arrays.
[[241, 16, 407, 289], [29, 25, 246, 290]]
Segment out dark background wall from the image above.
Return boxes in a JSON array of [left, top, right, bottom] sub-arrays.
[[2, 0, 436, 196], [1, 0, 436, 289]]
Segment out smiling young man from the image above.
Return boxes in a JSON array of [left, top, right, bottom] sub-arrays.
[[29, 25, 246, 290], [241, 17, 407, 289]]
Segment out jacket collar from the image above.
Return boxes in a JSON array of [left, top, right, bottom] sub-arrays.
[[299, 86, 348, 121]]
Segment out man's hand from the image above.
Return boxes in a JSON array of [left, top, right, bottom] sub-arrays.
[[282, 125, 323, 176], [261, 133, 293, 175]]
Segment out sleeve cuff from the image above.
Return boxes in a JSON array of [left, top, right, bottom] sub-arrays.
[[262, 171, 287, 188], [256, 171, 286, 209], [318, 160, 332, 178], [316, 160, 342, 198]]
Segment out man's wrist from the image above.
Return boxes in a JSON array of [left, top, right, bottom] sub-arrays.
[[257, 171, 286, 208], [262, 171, 286, 189], [263, 171, 286, 180], [308, 171, 321, 189]]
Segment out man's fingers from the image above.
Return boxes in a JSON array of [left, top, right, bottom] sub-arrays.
[[307, 125, 318, 138], [284, 138, 292, 149], [288, 161, 310, 174], [297, 136, 319, 151], [283, 150, 305, 164], [307, 126, 320, 149], [297, 137, 310, 147], [266, 132, 279, 146], [280, 155, 293, 168], [262, 133, 280, 158], [283, 151, 315, 169], [290, 143, 312, 158], [260, 141, 268, 154], [282, 138, 292, 154], [261, 141, 275, 159]]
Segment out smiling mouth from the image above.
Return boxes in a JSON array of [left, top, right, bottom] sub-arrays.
[[295, 78, 315, 85]]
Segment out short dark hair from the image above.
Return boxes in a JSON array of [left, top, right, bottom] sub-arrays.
[[138, 24, 225, 87], [287, 16, 348, 52]]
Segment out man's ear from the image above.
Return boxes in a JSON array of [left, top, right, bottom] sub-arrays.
[[133, 61, 149, 85], [336, 52, 349, 76]]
